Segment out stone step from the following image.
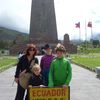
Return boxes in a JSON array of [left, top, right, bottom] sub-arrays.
[[95, 67, 100, 77]]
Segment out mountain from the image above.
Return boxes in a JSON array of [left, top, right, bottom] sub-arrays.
[[71, 33, 100, 45], [0, 27, 28, 41]]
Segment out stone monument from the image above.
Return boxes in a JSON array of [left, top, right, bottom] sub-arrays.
[[29, 0, 58, 44], [10, 1, 77, 55], [10, 0, 58, 55], [63, 34, 77, 53]]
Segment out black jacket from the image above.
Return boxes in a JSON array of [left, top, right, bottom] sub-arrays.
[[28, 74, 44, 86], [15, 55, 38, 78]]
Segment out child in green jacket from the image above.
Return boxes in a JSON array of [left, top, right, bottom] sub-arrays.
[[48, 43, 72, 87]]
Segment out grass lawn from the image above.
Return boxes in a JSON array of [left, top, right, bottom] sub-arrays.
[[71, 53, 100, 71], [0, 56, 17, 72]]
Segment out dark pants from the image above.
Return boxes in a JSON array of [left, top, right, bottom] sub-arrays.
[[15, 83, 26, 100], [42, 68, 49, 86], [25, 92, 29, 100]]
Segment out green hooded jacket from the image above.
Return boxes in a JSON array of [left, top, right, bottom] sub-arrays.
[[48, 56, 72, 87]]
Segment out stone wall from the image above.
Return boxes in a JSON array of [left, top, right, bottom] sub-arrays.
[[63, 34, 77, 53]]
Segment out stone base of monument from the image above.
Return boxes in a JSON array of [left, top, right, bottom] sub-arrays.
[[95, 67, 100, 78]]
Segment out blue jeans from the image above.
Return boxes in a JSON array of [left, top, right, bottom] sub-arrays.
[[42, 68, 49, 86]]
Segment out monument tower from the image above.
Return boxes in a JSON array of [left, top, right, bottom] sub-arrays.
[[10, 0, 58, 55], [29, 0, 58, 43]]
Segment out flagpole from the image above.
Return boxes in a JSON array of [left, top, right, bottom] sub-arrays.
[[91, 26, 93, 53], [91, 26, 93, 41], [90, 22, 93, 49], [87, 21, 93, 46], [75, 22, 81, 42], [87, 21, 93, 56], [85, 20, 87, 49], [79, 27, 81, 42], [90, 21, 93, 57]]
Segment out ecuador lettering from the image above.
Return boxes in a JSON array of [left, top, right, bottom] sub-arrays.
[[29, 87, 69, 100], [32, 88, 66, 97]]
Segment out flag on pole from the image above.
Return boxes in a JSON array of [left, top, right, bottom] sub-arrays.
[[75, 22, 80, 28], [87, 21, 92, 27]]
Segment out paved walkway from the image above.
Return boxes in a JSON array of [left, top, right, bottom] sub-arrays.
[[0, 56, 100, 100], [70, 64, 100, 100], [0, 66, 17, 100]]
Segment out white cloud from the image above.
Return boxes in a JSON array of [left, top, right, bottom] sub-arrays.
[[0, 0, 100, 40], [0, 0, 32, 33], [54, 0, 100, 40]]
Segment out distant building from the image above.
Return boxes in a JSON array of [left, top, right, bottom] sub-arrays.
[[0, 50, 9, 56]]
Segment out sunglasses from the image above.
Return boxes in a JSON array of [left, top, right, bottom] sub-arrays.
[[29, 49, 35, 51]]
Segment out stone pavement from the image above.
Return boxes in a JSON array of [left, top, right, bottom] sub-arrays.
[[0, 56, 100, 100], [70, 64, 100, 100], [0, 66, 17, 100]]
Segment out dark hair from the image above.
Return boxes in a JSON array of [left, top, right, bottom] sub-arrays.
[[44, 44, 51, 49], [26, 44, 37, 56]]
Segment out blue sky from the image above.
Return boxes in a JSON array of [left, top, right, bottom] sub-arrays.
[[0, 0, 100, 40]]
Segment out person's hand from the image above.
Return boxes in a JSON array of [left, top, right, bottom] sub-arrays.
[[28, 85, 32, 88], [14, 78, 19, 84], [26, 85, 32, 89], [62, 84, 68, 88], [39, 85, 46, 88]]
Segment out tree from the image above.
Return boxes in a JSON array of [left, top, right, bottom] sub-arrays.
[[92, 40, 99, 48]]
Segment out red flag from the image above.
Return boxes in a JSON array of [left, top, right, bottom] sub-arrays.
[[87, 21, 92, 27], [75, 22, 80, 28]]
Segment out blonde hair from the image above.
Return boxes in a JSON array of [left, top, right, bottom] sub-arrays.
[[31, 64, 41, 73]]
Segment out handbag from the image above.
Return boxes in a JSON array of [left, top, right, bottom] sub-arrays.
[[19, 60, 35, 89], [19, 72, 32, 89]]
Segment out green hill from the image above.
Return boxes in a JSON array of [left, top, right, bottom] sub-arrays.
[[0, 27, 28, 41]]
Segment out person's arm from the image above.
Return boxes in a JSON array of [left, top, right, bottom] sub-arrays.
[[14, 57, 23, 78], [48, 62, 54, 87], [65, 61, 72, 85], [40, 57, 43, 70], [14, 57, 23, 83], [35, 57, 39, 64], [28, 76, 34, 86]]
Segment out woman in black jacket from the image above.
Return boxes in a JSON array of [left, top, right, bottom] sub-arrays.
[[14, 44, 38, 100]]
